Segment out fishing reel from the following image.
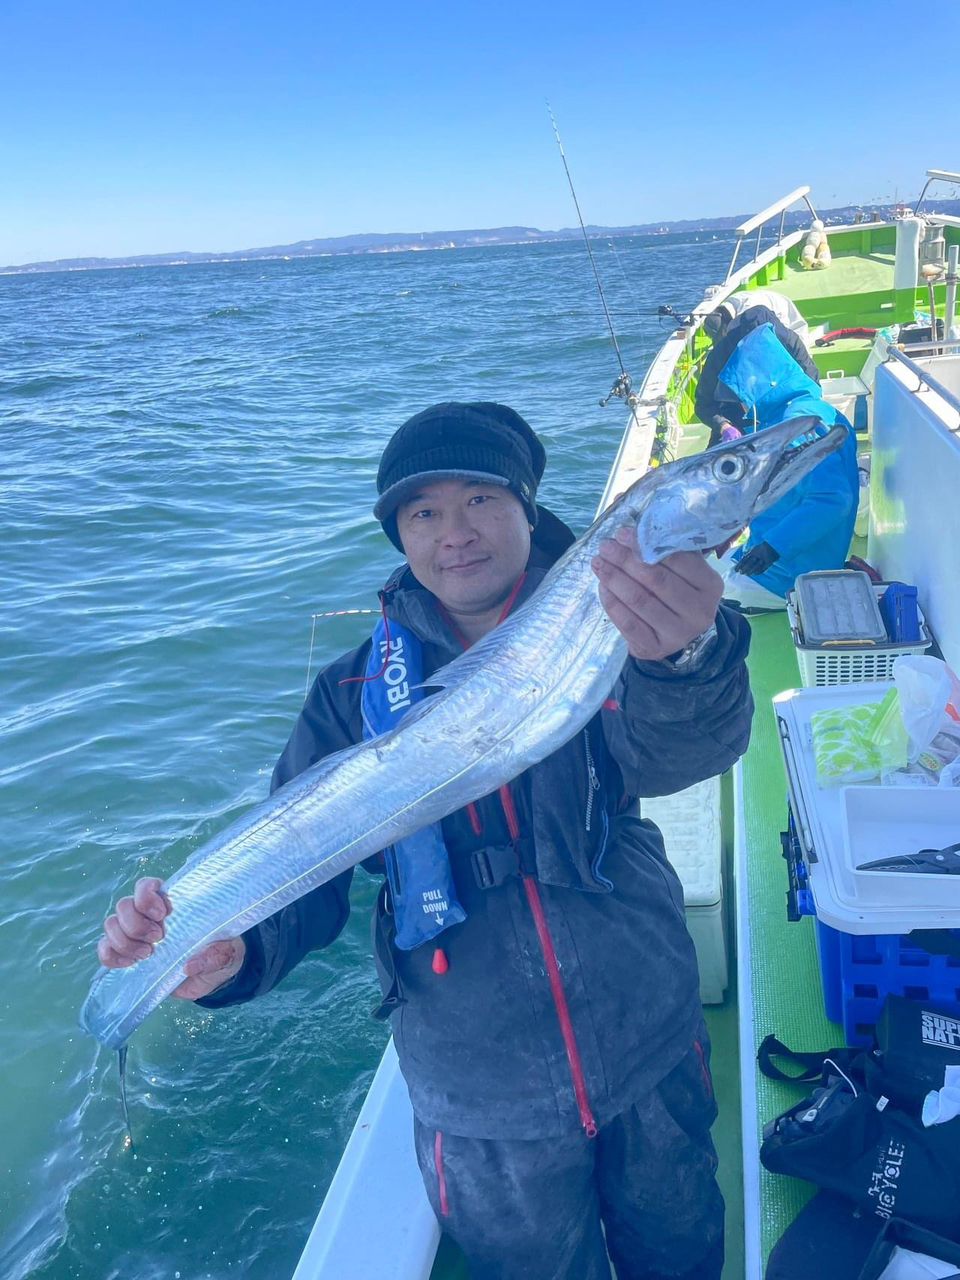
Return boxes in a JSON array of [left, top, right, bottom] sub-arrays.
[[599, 372, 638, 408], [656, 304, 694, 327]]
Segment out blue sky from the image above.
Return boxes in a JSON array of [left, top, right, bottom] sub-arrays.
[[3, 0, 956, 265]]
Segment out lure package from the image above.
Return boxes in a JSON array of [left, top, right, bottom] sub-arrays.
[[812, 690, 907, 787]]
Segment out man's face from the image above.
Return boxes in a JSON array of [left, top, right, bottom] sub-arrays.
[[396, 478, 532, 615]]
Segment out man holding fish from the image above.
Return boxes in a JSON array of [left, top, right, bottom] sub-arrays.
[[97, 402, 756, 1279]]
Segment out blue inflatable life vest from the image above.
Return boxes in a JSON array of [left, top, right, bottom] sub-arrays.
[[361, 617, 467, 950]]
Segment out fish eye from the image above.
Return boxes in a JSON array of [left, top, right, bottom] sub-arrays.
[[712, 453, 746, 483]]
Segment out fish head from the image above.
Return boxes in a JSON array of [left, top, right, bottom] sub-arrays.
[[632, 415, 848, 562]]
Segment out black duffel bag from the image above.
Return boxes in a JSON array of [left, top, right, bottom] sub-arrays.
[[760, 1074, 960, 1239], [758, 994, 960, 1116]]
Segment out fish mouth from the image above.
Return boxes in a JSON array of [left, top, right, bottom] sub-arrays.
[[757, 416, 847, 498]]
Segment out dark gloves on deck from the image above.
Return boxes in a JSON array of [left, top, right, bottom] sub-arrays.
[[735, 541, 779, 578]]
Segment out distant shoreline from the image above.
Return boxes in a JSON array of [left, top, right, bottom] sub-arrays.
[[0, 227, 719, 279], [4, 199, 958, 279], [0, 233, 595, 278]]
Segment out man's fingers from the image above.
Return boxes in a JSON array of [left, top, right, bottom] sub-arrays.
[[115, 896, 164, 944], [597, 541, 722, 618], [171, 977, 207, 1000], [172, 940, 245, 1000], [596, 566, 683, 638], [657, 550, 725, 594], [595, 550, 698, 624], [597, 585, 665, 656], [183, 939, 244, 979], [594, 535, 723, 661], [103, 914, 153, 962], [597, 538, 690, 597], [132, 877, 171, 923], [98, 937, 137, 969], [600, 536, 723, 594]]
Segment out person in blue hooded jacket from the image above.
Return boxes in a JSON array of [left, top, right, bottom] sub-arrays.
[[715, 323, 859, 607]]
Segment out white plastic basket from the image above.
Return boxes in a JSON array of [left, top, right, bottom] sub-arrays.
[[786, 588, 931, 687]]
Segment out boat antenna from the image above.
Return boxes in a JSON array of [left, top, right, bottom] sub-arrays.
[[547, 104, 636, 409]]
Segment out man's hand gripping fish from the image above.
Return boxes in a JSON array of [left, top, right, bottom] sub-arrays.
[[81, 416, 844, 1052]]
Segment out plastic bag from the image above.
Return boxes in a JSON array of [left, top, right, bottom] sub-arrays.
[[894, 656, 956, 757], [811, 659, 960, 788], [884, 656, 960, 787]]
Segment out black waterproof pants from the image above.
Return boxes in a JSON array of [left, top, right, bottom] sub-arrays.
[[413, 1041, 725, 1280]]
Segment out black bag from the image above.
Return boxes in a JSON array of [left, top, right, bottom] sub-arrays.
[[758, 995, 960, 1115], [760, 1077, 960, 1240], [898, 319, 945, 346], [874, 994, 960, 1111]]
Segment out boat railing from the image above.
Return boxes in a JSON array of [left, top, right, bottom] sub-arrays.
[[897, 338, 960, 357], [885, 344, 960, 428], [914, 168, 960, 215], [725, 186, 819, 281]]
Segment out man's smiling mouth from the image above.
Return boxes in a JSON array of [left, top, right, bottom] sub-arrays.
[[442, 557, 489, 572]]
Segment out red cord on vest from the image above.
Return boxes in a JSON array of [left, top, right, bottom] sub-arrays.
[[432, 947, 449, 975], [338, 594, 393, 687]]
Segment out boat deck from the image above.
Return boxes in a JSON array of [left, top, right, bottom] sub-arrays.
[[703, 980, 744, 1276], [773, 249, 896, 306], [736, 614, 838, 1269]]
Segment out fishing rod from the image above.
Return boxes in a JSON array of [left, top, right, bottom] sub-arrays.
[[547, 104, 637, 410]]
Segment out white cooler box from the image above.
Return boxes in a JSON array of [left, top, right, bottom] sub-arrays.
[[644, 775, 727, 1004]]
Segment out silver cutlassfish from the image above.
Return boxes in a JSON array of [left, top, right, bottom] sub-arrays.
[[81, 416, 843, 1052]]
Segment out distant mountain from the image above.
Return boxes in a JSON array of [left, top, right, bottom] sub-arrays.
[[5, 201, 960, 276]]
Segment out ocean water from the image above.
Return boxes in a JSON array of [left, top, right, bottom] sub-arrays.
[[0, 232, 732, 1280]]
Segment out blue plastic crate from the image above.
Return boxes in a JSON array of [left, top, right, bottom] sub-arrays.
[[815, 920, 960, 1046], [878, 581, 922, 643]]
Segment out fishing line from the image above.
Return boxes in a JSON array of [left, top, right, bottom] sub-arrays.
[[547, 103, 631, 393], [118, 1045, 135, 1151], [305, 608, 379, 696], [605, 239, 645, 329]]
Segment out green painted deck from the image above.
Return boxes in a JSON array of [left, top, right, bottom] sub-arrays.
[[773, 250, 895, 305], [704, 961, 744, 1277], [746, 245, 911, 329], [739, 614, 840, 1266]]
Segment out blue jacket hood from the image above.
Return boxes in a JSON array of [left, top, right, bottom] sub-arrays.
[[714, 323, 859, 598], [718, 322, 821, 418]]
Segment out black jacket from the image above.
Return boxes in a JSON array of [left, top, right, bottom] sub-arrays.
[[200, 510, 754, 1138], [695, 304, 821, 441]]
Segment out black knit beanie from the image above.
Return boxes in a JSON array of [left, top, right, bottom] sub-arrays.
[[373, 402, 546, 551]]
